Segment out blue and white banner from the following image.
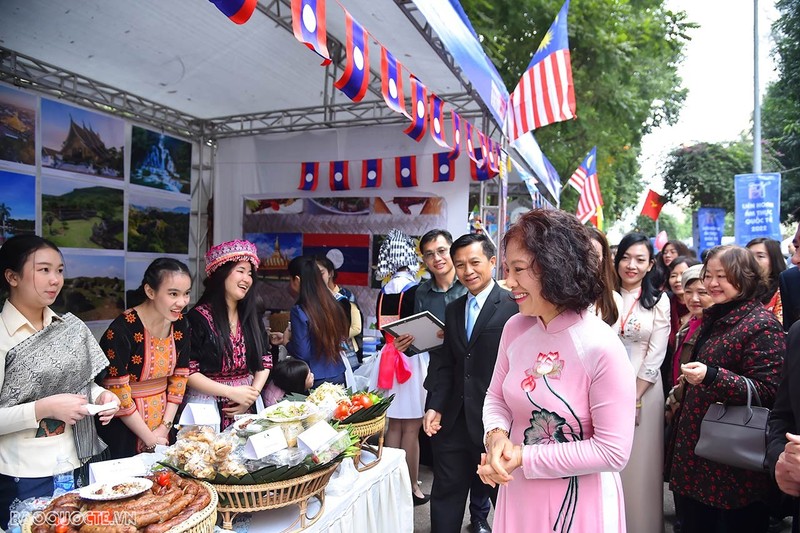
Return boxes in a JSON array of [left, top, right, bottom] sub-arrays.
[[734, 173, 781, 245], [695, 207, 726, 256]]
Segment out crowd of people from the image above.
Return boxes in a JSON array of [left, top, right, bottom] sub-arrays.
[[1, 206, 799, 532]]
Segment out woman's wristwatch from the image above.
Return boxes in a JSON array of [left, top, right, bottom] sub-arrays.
[[162, 420, 174, 430]]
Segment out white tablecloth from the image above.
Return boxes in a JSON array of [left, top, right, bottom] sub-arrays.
[[231, 447, 413, 533]]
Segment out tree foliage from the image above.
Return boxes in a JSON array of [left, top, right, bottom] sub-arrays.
[[460, 0, 694, 219], [661, 140, 782, 212], [762, 0, 800, 219]]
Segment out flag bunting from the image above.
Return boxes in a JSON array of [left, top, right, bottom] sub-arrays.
[[291, 0, 331, 66], [361, 159, 382, 188], [395, 155, 418, 187], [380, 47, 407, 116], [433, 151, 455, 182], [334, 10, 370, 102], [298, 161, 319, 191], [329, 160, 350, 191], [403, 76, 427, 142]]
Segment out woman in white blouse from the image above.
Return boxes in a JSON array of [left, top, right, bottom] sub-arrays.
[[614, 232, 671, 533]]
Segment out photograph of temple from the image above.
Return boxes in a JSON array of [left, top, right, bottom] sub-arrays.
[[41, 98, 124, 179], [0, 85, 36, 165]]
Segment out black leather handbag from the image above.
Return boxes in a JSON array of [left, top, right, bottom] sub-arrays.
[[694, 377, 769, 472]]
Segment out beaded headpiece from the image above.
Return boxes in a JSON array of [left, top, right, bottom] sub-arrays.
[[374, 229, 420, 280], [205, 239, 259, 276]]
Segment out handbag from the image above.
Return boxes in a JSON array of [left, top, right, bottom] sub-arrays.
[[694, 376, 769, 472]]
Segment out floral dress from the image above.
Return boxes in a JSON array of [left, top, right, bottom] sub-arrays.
[[483, 311, 636, 533], [186, 303, 272, 429], [98, 308, 190, 458]]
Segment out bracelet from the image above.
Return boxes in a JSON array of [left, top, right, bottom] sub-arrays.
[[143, 443, 157, 453], [162, 420, 174, 430], [484, 427, 509, 449]]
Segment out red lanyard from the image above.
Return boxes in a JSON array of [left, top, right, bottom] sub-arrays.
[[620, 288, 642, 337]]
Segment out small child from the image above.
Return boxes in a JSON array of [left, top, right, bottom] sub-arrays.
[[261, 358, 315, 407]]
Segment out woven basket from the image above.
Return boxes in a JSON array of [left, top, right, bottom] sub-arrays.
[[349, 413, 387, 471], [21, 481, 217, 533], [212, 460, 339, 531]]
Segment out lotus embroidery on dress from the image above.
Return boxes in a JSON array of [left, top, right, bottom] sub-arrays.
[[521, 351, 581, 532]]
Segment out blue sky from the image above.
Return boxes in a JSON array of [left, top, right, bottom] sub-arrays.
[[61, 251, 124, 279], [0, 84, 36, 111], [0, 170, 35, 219]]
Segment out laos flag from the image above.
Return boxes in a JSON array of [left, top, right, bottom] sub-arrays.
[[476, 130, 489, 169], [465, 120, 480, 165], [429, 93, 451, 149], [334, 11, 369, 102], [381, 47, 407, 116], [470, 148, 496, 181], [403, 77, 427, 142], [291, 0, 331, 65], [329, 160, 350, 191], [361, 159, 382, 188], [302, 233, 370, 286], [449, 111, 462, 161], [395, 156, 417, 188], [433, 152, 454, 183], [298, 162, 319, 191]]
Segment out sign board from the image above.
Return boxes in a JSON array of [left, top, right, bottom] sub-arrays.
[[734, 173, 781, 245]]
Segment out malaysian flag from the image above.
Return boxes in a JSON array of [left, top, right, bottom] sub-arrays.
[[298, 161, 319, 191], [380, 47, 407, 116], [433, 152, 454, 182], [395, 156, 417, 188], [574, 148, 603, 224], [505, 0, 575, 141], [334, 10, 370, 102], [567, 146, 596, 192], [403, 76, 427, 142], [329, 160, 349, 191], [361, 158, 382, 188], [291, 0, 331, 66]]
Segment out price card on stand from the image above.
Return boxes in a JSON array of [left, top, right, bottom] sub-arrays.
[[242, 426, 289, 460], [297, 420, 338, 455], [89, 456, 148, 484], [178, 403, 221, 429]]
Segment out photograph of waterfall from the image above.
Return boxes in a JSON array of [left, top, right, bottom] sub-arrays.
[[130, 126, 192, 194]]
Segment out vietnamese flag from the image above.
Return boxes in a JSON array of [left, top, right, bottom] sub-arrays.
[[641, 189, 667, 221], [302, 233, 371, 286]]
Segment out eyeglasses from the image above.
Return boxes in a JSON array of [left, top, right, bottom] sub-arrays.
[[423, 247, 450, 260]]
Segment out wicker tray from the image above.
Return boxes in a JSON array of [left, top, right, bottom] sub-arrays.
[[212, 460, 339, 531], [349, 413, 387, 471], [22, 480, 217, 533]]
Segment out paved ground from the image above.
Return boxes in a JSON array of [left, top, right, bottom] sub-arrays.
[[411, 466, 792, 532]]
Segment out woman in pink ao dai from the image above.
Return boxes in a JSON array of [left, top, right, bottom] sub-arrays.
[[480, 209, 636, 533]]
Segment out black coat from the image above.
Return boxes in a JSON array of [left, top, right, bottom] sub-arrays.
[[780, 268, 800, 331], [426, 282, 518, 448], [767, 321, 800, 523]]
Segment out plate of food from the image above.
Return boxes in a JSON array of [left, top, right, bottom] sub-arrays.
[[262, 400, 317, 422], [79, 477, 153, 501]]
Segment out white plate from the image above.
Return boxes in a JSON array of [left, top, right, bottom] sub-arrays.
[[79, 477, 153, 501], [262, 401, 317, 422]]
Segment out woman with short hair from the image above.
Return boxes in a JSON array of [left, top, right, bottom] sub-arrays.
[[669, 245, 785, 532]]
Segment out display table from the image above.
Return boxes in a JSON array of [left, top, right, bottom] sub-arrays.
[[228, 447, 413, 533]]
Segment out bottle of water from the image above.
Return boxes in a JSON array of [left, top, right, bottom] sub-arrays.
[[52, 455, 75, 494]]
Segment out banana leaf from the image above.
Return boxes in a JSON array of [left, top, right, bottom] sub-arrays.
[[284, 390, 395, 424]]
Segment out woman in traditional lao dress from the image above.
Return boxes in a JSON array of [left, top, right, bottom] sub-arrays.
[[480, 210, 636, 533], [186, 240, 271, 429], [98, 258, 192, 458], [0, 236, 119, 527]]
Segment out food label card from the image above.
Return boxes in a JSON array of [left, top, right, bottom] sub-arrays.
[[178, 403, 221, 428], [297, 420, 338, 454], [242, 426, 288, 460], [89, 456, 147, 484]]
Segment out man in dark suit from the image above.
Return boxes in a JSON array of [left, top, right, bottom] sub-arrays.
[[780, 215, 800, 330], [424, 233, 518, 533], [767, 321, 800, 531]]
